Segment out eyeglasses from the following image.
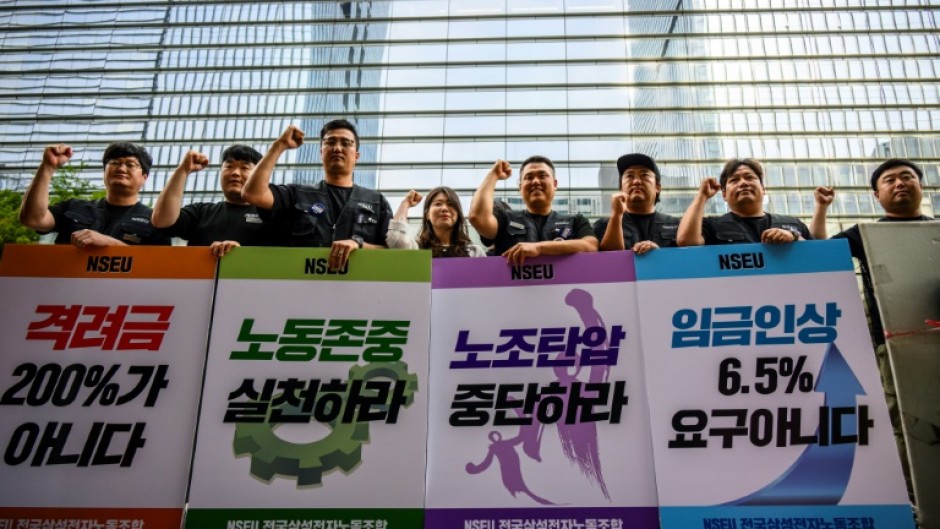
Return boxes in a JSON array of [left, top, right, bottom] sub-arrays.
[[321, 138, 356, 149], [107, 160, 141, 170]]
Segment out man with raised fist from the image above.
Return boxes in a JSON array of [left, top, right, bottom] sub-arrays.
[[469, 155, 597, 265], [241, 120, 392, 270], [19, 142, 169, 247], [677, 157, 811, 246], [152, 145, 282, 256], [593, 153, 680, 255]]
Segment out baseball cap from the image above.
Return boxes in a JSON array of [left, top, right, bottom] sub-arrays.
[[617, 153, 660, 181]]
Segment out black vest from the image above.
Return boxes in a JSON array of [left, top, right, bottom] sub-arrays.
[[286, 181, 386, 247], [494, 210, 579, 255], [619, 211, 680, 248], [54, 199, 163, 245], [709, 212, 805, 244]]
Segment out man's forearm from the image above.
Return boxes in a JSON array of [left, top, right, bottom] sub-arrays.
[[18, 162, 57, 231], [242, 143, 284, 208], [536, 237, 598, 256], [677, 196, 707, 246], [468, 173, 499, 239], [151, 167, 189, 228], [599, 215, 625, 251], [810, 204, 829, 240]]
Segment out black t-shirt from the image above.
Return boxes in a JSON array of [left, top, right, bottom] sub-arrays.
[[161, 201, 283, 246], [103, 203, 135, 233], [737, 215, 766, 242], [327, 184, 353, 219], [629, 212, 655, 242], [529, 213, 550, 236]]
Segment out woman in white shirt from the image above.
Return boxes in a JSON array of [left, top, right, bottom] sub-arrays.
[[387, 186, 485, 257]]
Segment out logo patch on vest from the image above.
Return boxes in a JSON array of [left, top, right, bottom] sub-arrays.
[[357, 202, 375, 213], [245, 213, 262, 224], [509, 221, 526, 230], [309, 203, 325, 216]]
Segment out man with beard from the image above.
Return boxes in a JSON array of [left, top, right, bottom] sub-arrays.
[[593, 153, 680, 254], [19, 142, 169, 247], [677, 158, 811, 246], [469, 156, 597, 265], [152, 145, 282, 255]]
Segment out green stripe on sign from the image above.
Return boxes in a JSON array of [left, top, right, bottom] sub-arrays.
[[184, 508, 424, 528], [219, 247, 431, 282]]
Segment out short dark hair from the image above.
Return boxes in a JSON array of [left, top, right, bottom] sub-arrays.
[[870, 158, 923, 191], [719, 158, 763, 189], [520, 155, 555, 177], [320, 119, 360, 149], [102, 142, 152, 175], [221, 144, 262, 165]]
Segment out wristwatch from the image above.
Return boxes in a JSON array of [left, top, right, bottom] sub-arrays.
[[786, 228, 800, 241], [351, 235, 364, 248]]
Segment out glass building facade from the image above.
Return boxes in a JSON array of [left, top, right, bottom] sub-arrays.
[[1, 0, 938, 234]]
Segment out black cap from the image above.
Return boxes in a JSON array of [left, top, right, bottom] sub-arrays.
[[617, 153, 660, 181]]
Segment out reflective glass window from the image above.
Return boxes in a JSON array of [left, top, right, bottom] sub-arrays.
[[445, 91, 506, 111], [506, 90, 567, 110], [0, 1, 935, 234], [449, 0, 504, 16], [448, 20, 506, 39], [390, 21, 448, 40], [507, 17, 566, 38]]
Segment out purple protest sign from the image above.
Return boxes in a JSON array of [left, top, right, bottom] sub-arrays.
[[426, 251, 659, 528]]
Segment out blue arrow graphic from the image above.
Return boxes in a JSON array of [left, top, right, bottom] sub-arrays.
[[726, 343, 866, 506]]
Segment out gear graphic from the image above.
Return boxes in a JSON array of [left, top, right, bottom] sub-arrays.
[[233, 360, 418, 486], [348, 360, 419, 409]]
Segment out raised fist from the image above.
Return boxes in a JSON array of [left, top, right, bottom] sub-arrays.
[[179, 150, 209, 173], [488, 159, 512, 181], [43, 144, 73, 168], [610, 192, 627, 215], [277, 125, 305, 150], [698, 177, 721, 199], [814, 186, 835, 207], [404, 189, 423, 207]]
